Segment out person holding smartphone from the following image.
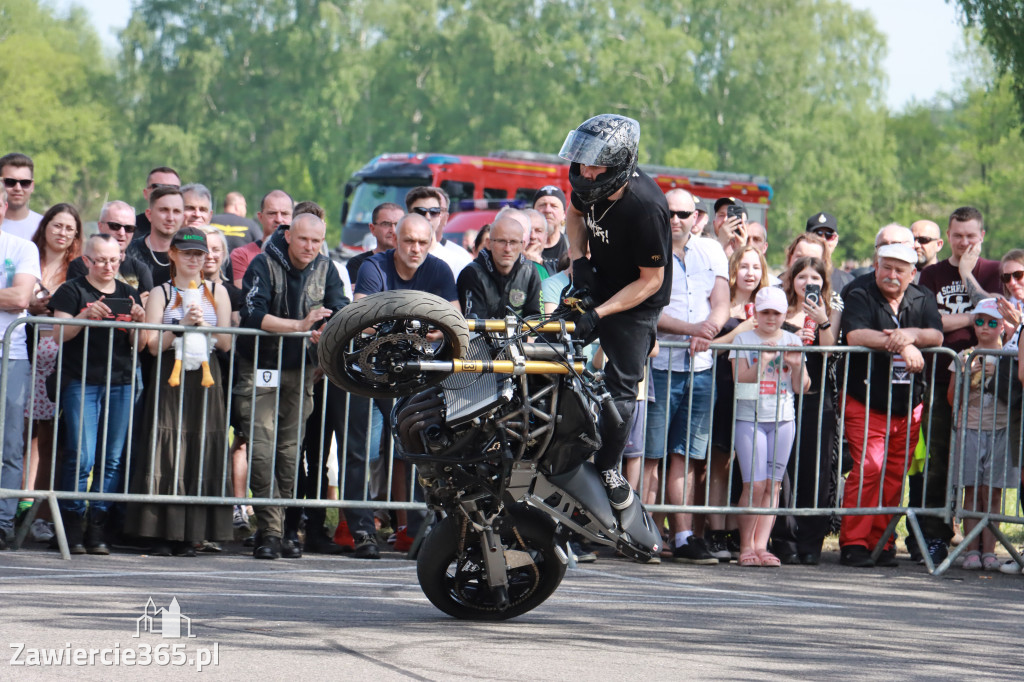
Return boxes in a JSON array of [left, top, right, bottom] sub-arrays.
[[770, 256, 840, 565], [712, 197, 748, 258], [49, 234, 145, 555]]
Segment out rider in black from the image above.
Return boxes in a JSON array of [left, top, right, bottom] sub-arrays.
[[558, 114, 672, 510]]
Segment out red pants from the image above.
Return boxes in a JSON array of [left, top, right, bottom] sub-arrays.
[[840, 396, 922, 549]]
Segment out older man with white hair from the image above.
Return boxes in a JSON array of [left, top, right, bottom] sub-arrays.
[[838, 242, 943, 568]]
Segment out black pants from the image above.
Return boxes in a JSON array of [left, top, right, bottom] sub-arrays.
[[593, 307, 660, 471], [918, 381, 954, 543], [771, 392, 837, 555]]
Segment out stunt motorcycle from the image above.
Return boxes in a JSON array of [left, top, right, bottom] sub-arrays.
[[317, 290, 662, 620]]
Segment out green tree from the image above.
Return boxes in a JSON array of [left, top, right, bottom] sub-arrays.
[[954, 0, 1024, 122], [0, 0, 121, 218]]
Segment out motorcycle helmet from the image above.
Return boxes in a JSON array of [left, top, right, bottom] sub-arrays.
[[558, 114, 640, 205]]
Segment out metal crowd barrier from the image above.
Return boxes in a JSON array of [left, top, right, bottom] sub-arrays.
[[2, 320, 1022, 575]]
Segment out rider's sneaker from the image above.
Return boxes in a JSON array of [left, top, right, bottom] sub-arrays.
[[570, 541, 597, 563], [672, 537, 719, 565], [600, 469, 634, 511]]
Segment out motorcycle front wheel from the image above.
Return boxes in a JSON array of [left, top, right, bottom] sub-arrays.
[[317, 290, 470, 399], [416, 511, 567, 620]]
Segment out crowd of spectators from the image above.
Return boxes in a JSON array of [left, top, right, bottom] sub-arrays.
[[0, 149, 1022, 578]]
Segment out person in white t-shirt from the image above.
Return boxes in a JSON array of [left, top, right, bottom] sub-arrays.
[[0, 184, 43, 548], [0, 153, 43, 241]]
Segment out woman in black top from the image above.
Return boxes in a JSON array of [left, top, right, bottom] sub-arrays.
[[770, 256, 839, 564]]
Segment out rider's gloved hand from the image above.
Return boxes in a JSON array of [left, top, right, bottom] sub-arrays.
[[573, 309, 601, 341], [571, 257, 597, 291]]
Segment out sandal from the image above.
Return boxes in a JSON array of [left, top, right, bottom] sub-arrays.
[[982, 553, 1001, 571], [962, 550, 982, 570], [738, 550, 761, 567], [756, 550, 781, 567]]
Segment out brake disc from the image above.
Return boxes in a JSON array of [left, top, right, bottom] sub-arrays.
[[358, 332, 430, 385]]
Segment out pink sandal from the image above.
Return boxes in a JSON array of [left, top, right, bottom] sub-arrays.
[[738, 550, 761, 567], [756, 550, 781, 567]]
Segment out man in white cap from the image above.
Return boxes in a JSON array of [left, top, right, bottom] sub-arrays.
[[837, 243, 943, 568]]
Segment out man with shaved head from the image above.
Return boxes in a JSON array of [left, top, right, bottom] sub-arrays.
[[66, 200, 154, 294], [231, 189, 294, 288], [457, 213, 541, 319]]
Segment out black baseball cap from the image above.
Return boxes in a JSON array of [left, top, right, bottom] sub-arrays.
[[713, 197, 745, 213], [805, 212, 838, 235], [170, 226, 210, 253]]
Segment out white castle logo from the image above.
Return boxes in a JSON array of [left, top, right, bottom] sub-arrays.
[[134, 597, 196, 639]]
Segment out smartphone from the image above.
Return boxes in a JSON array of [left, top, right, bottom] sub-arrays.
[[104, 297, 133, 316], [804, 283, 822, 307], [726, 204, 745, 221]]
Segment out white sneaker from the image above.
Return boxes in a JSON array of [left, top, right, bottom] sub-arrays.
[[30, 519, 55, 543], [998, 559, 1023, 575], [232, 505, 249, 530]]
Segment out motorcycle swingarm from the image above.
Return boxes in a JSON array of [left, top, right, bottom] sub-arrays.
[[522, 475, 622, 551]]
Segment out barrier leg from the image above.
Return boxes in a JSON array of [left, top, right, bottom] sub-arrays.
[[871, 513, 903, 562], [944, 517, 987, 568], [47, 494, 71, 560], [905, 510, 933, 572], [989, 522, 1023, 566], [12, 498, 43, 550]]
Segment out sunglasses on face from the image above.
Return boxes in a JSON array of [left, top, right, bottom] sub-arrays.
[[1000, 270, 1024, 283], [669, 210, 694, 220], [812, 228, 836, 239], [974, 318, 1001, 328], [411, 206, 443, 217], [2, 178, 32, 188], [914, 236, 938, 245], [103, 221, 136, 233]]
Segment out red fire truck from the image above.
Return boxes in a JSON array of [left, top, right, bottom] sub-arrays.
[[339, 151, 772, 249]]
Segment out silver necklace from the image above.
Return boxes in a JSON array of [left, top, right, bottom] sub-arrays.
[[591, 197, 619, 224], [145, 237, 170, 267]]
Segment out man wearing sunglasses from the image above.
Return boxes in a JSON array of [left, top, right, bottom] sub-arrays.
[[806, 211, 853, 293], [404, 186, 472, 278], [910, 220, 944, 270], [66, 201, 154, 297], [0, 153, 43, 241]]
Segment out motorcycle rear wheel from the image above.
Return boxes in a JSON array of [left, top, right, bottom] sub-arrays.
[[317, 290, 470, 399], [417, 512, 566, 620]]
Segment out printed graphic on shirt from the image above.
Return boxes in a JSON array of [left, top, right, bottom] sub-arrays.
[[586, 212, 610, 245], [892, 355, 911, 385], [936, 282, 974, 315]]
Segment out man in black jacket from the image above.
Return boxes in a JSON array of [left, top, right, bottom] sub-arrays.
[[236, 213, 349, 560], [457, 213, 541, 320]]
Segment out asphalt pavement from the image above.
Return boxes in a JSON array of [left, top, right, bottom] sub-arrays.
[[1, 542, 1022, 681]]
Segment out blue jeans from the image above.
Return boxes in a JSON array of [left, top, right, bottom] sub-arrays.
[[644, 368, 713, 461], [0, 359, 31, 533], [59, 382, 133, 515]]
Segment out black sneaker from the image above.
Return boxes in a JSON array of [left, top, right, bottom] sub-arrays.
[[839, 545, 875, 567], [905, 534, 923, 563], [876, 547, 898, 567], [281, 535, 303, 559], [919, 538, 948, 566], [705, 530, 732, 563], [570, 541, 597, 564], [305, 530, 346, 555], [726, 530, 741, 561], [600, 469, 634, 510], [353, 531, 380, 560], [672, 537, 719, 565], [0, 528, 9, 551]]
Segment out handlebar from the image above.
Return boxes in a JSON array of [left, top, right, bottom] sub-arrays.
[[401, 359, 586, 375]]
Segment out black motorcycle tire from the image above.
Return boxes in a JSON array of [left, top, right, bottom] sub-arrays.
[[317, 290, 470, 399], [417, 511, 566, 621]]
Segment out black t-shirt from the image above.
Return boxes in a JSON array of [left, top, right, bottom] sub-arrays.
[[569, 169, 671, 311], [541, 233, 569, 276], [210, 213, 263, 252], [839, 280, 943, 415], [125, 237, 171, 286], [49, 276, 142, 385], [346, 250, 375, 285], [66, 253, 154, 294]]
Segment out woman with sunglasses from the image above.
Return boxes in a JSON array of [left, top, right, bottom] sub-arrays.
[[21, 204, 83, 543], [126, 227, 234, 557], [997, 249, 1024, 336]]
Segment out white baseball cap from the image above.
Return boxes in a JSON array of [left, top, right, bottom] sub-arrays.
[[876, 243, 918, 264], [755, 286, 788, 313], [972, 298, 1003, 319]]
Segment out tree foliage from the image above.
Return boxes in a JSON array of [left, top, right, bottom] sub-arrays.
[[4, 0, 1024, 265], [954, 0, 1024, 122]]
